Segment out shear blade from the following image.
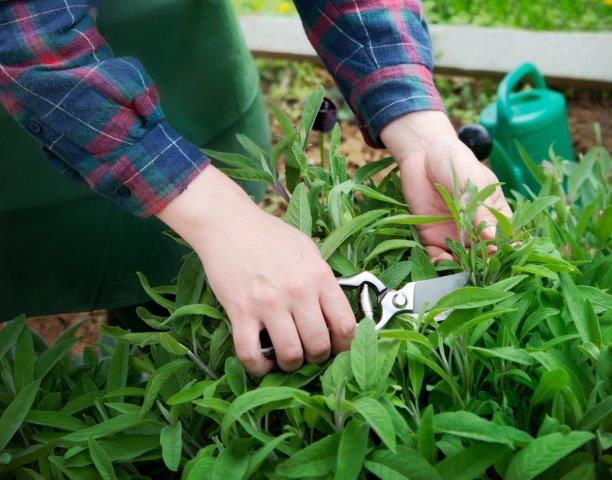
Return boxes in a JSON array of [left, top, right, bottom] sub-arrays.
[[407, 271, 470, 314]]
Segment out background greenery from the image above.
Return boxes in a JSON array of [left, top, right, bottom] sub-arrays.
[[233, 0, 612, 31]]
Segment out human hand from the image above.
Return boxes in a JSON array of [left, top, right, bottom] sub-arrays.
[[380, 111, 512, 262], [158, 166, 356, 376]]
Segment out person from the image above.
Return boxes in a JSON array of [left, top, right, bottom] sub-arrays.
[[0, 0, 511, 376]]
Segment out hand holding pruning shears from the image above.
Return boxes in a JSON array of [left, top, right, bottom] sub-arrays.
[[260, 270, 470, 358]]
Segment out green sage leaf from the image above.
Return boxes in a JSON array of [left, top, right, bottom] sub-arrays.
[[161, 421, 182, 472], [505, 431, 594, 480], [351, 317, 378, 391]]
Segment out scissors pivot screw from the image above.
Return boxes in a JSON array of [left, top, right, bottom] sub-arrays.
[[392, 293, 408, 308]]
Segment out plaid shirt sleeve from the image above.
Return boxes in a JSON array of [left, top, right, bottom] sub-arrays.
[[293, 0, 444, 147], [0, 0, 209, 217]]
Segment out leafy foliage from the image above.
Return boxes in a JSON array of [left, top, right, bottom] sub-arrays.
[[0, 90, 610, 479], [422, 0, 611, 32], [233, 0, 612, 31]]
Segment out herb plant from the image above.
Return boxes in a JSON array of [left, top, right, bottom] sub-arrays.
[[0, 88, 610, 479]]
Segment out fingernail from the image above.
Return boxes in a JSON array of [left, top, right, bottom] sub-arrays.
[[432, 253, 453, 265]]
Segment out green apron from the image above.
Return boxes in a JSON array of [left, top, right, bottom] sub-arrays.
[[0, 0, 269, 321]]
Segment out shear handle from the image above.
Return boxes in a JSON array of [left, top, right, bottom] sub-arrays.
[[338, 272, 400, 331], [337, 272, 387, 294]]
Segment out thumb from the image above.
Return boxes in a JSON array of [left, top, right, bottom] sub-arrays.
[[475, 205, 498, 241], [425, 245, 454, 264]]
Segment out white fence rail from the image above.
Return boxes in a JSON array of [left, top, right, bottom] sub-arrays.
[[239, 15, 612, 87]]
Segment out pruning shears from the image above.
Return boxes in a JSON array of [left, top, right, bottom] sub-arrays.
[[261, 270, 470, 358], [337, 270, 471, 330]]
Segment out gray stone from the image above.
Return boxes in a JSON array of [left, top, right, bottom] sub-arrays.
[[238, 15, 612, 87]]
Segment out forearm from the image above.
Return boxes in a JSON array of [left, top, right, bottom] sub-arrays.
[[293, 0, 444, 147], [0, 0, 209, 216]]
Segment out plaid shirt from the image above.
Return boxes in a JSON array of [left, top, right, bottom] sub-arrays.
[[0, 0, 442, 217]]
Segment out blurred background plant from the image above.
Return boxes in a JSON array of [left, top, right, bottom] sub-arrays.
[[233, 0, 612, 30], [422, 0, 612, 31]]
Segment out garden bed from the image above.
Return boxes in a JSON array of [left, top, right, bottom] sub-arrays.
[[4, 83, 609, 479], [25, 64, 611, 350]]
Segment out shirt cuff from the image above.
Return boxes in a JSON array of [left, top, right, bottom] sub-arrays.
[[350, 64, 445, 148], [85, 120, 211, 217]]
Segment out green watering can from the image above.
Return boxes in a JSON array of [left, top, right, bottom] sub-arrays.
[[459, 63, 574, 195]]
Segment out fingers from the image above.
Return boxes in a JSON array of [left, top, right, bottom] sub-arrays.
[[265, 312, 304, 372], [320, 279, 356, 353], [292, 301, 331, 364], [494, 192, 513, 217], [231, 317, 275, 377], [476, 206, 499, 240], [425, 245, 453, 264]]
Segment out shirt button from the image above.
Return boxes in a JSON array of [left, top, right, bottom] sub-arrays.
[[28, 122, 42, 134], [117, 186, 132, 199]]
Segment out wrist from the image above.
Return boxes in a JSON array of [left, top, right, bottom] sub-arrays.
[[156, 165, 257, 247], [380, 111, 459, 166]]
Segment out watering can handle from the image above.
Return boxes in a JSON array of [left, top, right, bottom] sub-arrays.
[[497, 63, 547, 128]]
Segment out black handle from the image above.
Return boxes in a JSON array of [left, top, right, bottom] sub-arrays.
[[260, 330, 274, 359], [458, 124, 493, 161]]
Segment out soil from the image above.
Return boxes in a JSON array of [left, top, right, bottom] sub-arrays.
[[26, 311, 106, 354], [565, 89, 612, 153], [24, 69, 611, 351]]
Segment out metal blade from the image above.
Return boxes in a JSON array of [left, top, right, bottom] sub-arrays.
[[400, 271, 470, 314]]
